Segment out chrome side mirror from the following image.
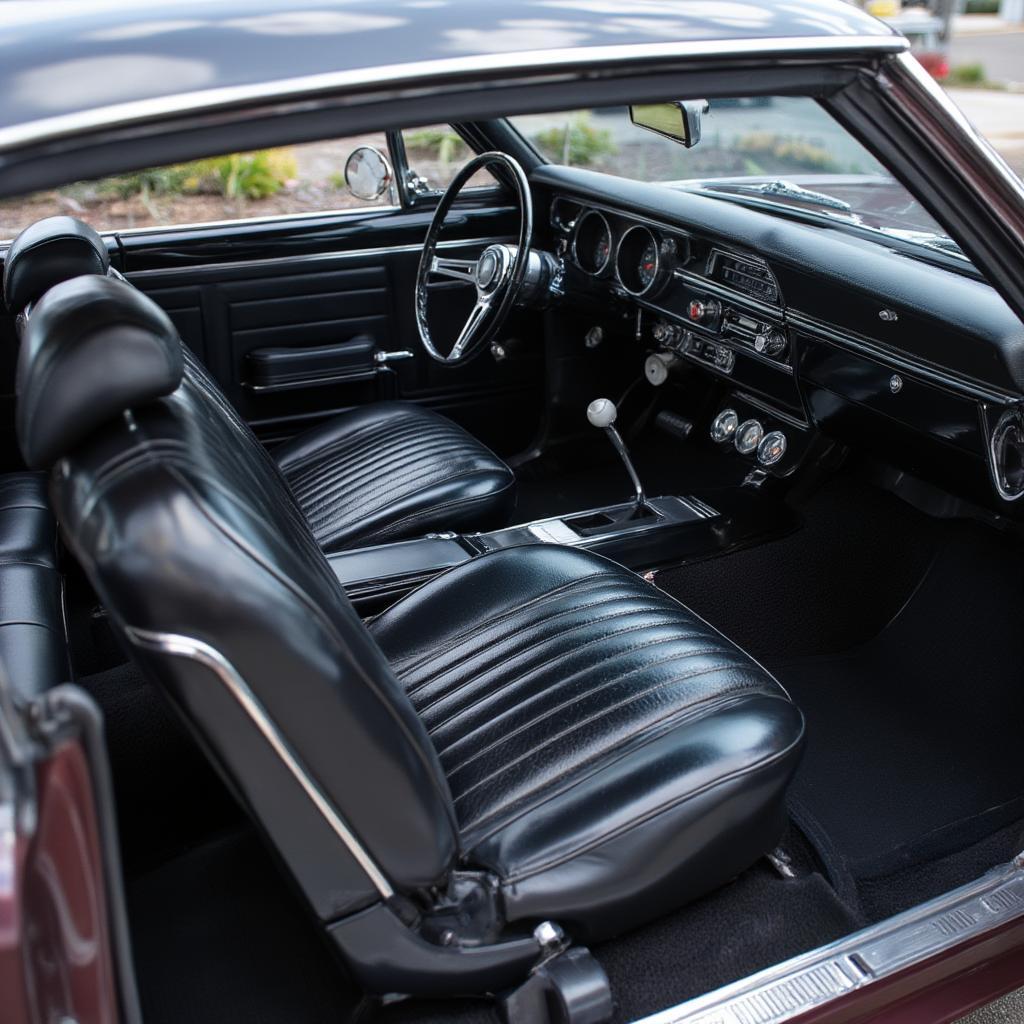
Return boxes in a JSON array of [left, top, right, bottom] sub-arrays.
[[344, 145, 393, 201]]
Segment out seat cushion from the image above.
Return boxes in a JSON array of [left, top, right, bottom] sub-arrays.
[[0, 472, 69, 699], [274, 401, 516, 552], [371, 545, 804, 941]]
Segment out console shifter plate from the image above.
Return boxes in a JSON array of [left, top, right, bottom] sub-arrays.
[[528, 520, 580, 544]]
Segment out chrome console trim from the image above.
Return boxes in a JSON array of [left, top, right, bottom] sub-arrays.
[[631, 853, 1024, 1024], [124, 626, 395, 900]]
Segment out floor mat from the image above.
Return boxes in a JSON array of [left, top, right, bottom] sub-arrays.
[[776, 520, 1024, 879]]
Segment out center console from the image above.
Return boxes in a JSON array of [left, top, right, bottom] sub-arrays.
[[330, 394, 797, 613]]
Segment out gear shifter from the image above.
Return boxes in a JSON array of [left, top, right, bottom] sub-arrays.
[[587, 398, 648, 514]]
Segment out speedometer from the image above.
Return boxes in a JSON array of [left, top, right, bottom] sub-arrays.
[[615, 224, 671, 296], [638, 238, 659, 290]]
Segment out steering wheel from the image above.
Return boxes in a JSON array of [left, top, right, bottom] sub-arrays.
[[415, 152, 533, 364]]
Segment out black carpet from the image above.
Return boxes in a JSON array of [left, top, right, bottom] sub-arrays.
[[654, 474, 937, 663], [127, 828, 360, 1024], [777, 521, 1024, 880]]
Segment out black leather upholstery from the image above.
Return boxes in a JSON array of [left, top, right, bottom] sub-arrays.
[[3, 216, 110, 313], [275, 402, 516, 551], [5, 215, 514, 547], [19, 249, 805, 1000], [0, 472, 68, 699], [44, 325, 459, 922], [370, 545, 804, 939], [17, 276, 183, 469]]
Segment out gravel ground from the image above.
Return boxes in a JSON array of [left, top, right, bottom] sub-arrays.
[[958, 988, 1024, 1023]]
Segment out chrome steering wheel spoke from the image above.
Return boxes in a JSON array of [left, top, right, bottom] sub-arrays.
[[429, 255, 478, 284], [450, 299, 491, 361], [414, 152, 533, 365]]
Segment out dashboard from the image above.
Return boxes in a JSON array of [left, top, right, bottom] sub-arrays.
[[533, 164, 1024, 513]]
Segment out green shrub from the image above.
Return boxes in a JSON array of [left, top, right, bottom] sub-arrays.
[[965, 0, 1000, 14], [213, 149, 297, 200], [533, 116, 617, 167], [405, 128, 468, 165], [94, 148, 297, 203], [734, 133, 841, 173], [947, 63, 988, 87]]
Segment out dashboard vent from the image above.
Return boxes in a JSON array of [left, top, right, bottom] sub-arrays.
[[709, 250, 780, 305], [989, 406, 1024, 502]]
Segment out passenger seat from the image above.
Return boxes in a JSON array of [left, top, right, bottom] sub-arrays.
[[2, 216, 517, 552]]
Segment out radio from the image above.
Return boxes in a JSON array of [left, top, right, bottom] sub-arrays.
[[721, 309, 788, 362]]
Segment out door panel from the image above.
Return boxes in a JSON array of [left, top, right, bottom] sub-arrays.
[[121, 201, 543, 455]]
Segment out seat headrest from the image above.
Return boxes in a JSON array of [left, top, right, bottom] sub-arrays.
[[3, 216, 110, 313], [17, 275, 183, 469]]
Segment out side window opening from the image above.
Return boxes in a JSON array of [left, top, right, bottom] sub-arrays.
[[0, 131, 399, 239]]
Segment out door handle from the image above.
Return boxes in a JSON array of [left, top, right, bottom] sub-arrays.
[[374, 350, 415, 364]]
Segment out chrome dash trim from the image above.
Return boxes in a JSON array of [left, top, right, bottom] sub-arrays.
[[125, 626, 394, 900], [630, 854, 1024, 1024], [0, 37, 907, 156], [788, 308, 1019, 404]]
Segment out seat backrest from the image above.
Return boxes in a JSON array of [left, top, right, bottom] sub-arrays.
[[18, 275, 459, 922], [3, 216, 111, 313]]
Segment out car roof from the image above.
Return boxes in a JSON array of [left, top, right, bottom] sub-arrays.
[[0, 0, 900, 151]]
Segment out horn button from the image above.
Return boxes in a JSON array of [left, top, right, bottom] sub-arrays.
[[475, 246, 508, 294]]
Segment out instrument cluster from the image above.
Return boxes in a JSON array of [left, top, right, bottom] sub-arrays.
[[559, 202, 689, 299]]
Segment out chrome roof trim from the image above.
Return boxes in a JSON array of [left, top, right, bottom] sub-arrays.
[[125, 626, 395, 900], [0, 36, 907, 156], [631, 852, 1024, 1024]]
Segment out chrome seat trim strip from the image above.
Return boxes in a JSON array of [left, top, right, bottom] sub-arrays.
[[631, 853, 1024, 1024], [125, 626, 395, 900]]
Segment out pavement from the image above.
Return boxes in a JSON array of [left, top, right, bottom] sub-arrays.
[[946, 13, 1024, 87], [944, 87, 1024, 176], [957, 988, 1024, 1023]]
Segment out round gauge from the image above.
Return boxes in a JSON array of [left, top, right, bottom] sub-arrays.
[[734, 419, 764, 456], [710, 408, 739, 443], [757, 430, 788, 466], [990, 408, 1024, 500], [615, 224, 672, 296], [638, 238, 659, 290], [572, 210, 613, 275]]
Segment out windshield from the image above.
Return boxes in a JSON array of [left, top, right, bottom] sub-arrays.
[[509, 99, 966, 264]]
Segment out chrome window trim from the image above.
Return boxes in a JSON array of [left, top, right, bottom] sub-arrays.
[[0, 37, 907, 156], [630, 851, 1024, 1024], [0, 204, 403, 248], [124, 235, 511, 280], [124, 626, 395, 900]]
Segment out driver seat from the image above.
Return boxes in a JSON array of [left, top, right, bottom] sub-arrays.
[[2, 216, 516, 551]]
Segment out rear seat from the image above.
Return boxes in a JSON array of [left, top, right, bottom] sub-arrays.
[[0, 472, 68, 697], [1, 217, 99, 697]]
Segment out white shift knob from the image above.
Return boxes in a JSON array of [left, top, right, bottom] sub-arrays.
[[587, 397, 617, 429]]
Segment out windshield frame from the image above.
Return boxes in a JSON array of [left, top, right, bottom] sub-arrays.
[[503, 99, 977, 275]]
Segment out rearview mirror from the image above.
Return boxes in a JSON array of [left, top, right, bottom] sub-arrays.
[[629, 100, 709, 149], [344, 145, 393, 201]]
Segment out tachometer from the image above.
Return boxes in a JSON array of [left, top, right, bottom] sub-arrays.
[[572, 210, 613, 275]]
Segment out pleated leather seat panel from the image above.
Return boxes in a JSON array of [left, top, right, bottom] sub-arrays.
[[371, 545, 805, 938], [274, 401, 516, 552]]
